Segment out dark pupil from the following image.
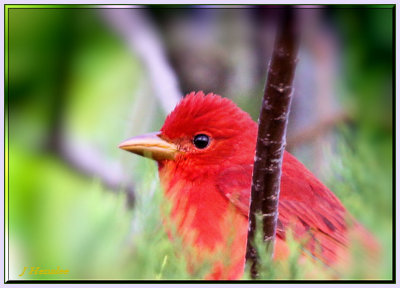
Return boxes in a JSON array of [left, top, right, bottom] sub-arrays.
[[193, 134, 210, 149]]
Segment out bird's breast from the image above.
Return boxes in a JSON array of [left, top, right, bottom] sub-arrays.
[[158, 163, 248, 278]]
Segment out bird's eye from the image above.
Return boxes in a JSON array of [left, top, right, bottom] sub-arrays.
[[193, 134, 210, 149]]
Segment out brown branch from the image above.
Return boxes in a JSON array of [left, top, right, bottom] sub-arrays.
[[246, 8, 299, 279]]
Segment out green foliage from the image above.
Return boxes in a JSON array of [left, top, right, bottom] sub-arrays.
[[322, 129, 392, 280], [10, 146, 186, 280], [10, 144, 133, 279], [10, 131, 391, 280], [242, 218, 329, 280]]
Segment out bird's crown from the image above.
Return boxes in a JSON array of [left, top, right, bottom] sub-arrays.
[[161, 91, 256, 141]]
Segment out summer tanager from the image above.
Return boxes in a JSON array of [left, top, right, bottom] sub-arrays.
[[119, 91, 378, 280]]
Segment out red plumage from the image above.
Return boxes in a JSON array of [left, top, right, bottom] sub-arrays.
[[133, 91, 379, 279]]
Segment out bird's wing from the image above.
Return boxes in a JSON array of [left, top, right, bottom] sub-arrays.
[[216, 164, 252, 216], [277, 152, 354, 263], [216, 152, 353, 264]]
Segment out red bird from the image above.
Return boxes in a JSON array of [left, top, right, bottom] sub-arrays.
[[119, 91, 378, 280]]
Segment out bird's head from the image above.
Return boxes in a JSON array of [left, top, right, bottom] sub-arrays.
[[119, 91, 257, 174]]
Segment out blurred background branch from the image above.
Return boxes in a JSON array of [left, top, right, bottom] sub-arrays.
[[58, 135, 136, 207], [29, 8, 186, 208], [102, 8, 182, 114]]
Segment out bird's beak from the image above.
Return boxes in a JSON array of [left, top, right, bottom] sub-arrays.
[[118, 132, 178, 161]]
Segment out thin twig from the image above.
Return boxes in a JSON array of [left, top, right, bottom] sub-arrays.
[[287, 110, 351, 150], [246, 8, 299, 279]]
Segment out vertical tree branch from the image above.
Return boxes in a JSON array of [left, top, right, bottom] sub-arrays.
[[246, 8, 299, 278]]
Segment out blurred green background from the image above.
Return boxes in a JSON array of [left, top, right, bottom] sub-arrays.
[[7, 5, 393, 280]]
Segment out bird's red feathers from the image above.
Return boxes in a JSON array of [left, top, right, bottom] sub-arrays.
[[156, 91, 378, 279]]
